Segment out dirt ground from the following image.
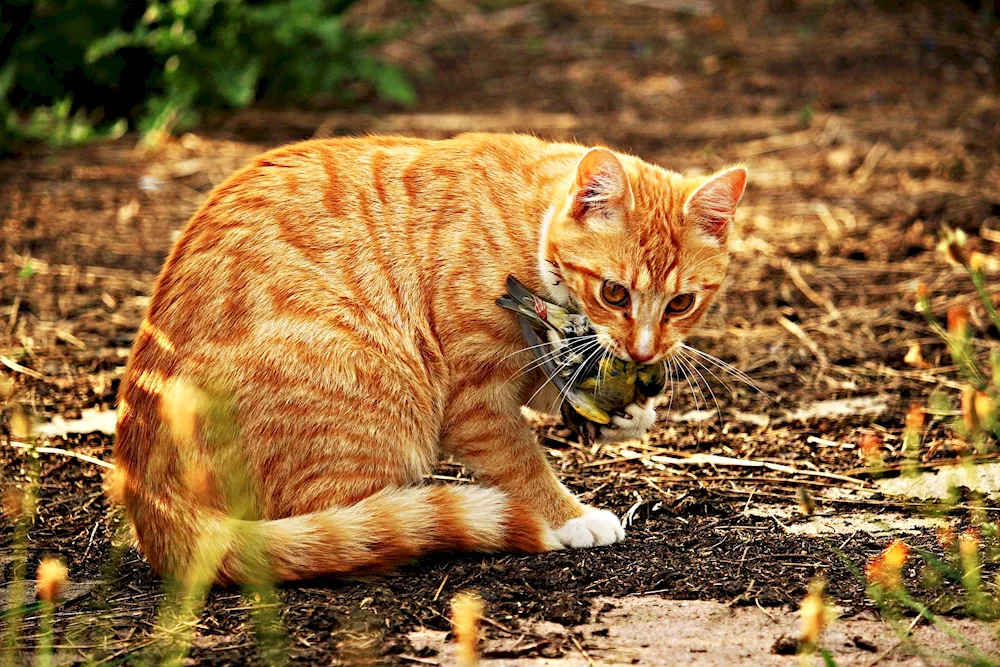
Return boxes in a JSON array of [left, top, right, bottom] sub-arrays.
[[2, 0, 1000, 664]]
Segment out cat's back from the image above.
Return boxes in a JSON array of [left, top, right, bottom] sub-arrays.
[[156, 133, 577, 297], [172, 132, 561, 250], [138, 133, 571, 351]]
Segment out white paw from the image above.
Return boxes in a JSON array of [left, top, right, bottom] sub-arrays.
[[555, 507, 626, 548], [597, 400, 656, 443]]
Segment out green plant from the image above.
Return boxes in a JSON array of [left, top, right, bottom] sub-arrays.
[[0, 401, 39, 666], [0, 0, 416, 150], [830, 539, 998, 666], [914, 228, 1000, 449]]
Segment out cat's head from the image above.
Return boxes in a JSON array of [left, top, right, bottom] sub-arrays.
[[540, 147, 746, 364]]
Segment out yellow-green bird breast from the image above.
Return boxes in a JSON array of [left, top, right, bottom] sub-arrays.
[[575, 357, 639, 412]]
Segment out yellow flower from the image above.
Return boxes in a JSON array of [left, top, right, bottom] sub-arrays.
[[937, 227, 968, 266], [958, 529, 979, 560], [975, 392, 996, 427], [962, 386, 980, 433], [967, 251, 998, 273], [799, 578, 834, 651], [904, 403, 925, 432], [36, 558, 68, 603], [866, 539, 909, 591], [947, 305, 969, 338], [904, 343, 931, 369], [451, 592, 484, 667], [160, 378, 206, 445], [103, 467, 127, 507], [858, 433, 885, 463]]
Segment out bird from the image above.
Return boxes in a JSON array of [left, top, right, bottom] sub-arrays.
[[496, 275, 666, 444]]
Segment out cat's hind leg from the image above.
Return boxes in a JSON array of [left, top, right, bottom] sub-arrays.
[[118, 326, 561, 585]]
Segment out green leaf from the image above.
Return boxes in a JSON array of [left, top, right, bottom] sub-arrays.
[[211, 59, 261, 108], [0, 64, 17, 102], [369, 64, 415, 105], [1, 0, 418, 151], [85, 31, 140, 64]]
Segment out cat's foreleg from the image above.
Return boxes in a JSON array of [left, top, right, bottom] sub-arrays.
[[442, 408, 624, 549]]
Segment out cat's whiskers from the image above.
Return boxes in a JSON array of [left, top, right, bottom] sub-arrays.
[[679, 344, 773, 403], [679, 349, 737, 399], [663, 359, 676, 413], [515, 336, 599, 380], [495, 339, 563, 366], [677, 348, 724, 430], [511, 338, 583, 376], [550, 342, 603, 412], [505, 335, 599, 384], [522, 346, 587, 409], [595, 346, 611, 397], [525, 339, 602, 409], [550, 342, 605, 415], [673, 353, 705, 412], [552, 345, 603, 411]]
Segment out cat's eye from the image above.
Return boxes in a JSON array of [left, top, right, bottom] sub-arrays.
[[666, 293, 695, 315], [601, 281, 630, 308]]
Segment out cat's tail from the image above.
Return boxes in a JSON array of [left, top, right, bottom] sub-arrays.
[[133, 485, 562, 586]]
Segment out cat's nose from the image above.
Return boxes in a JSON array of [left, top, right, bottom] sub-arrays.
[[627, 347, 655, 363], [628, 327, 656, 363]]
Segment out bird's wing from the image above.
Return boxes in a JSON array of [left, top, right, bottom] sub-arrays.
[[504, 274, 535, 305], [496, 275, 553, 330], [497, 274, 578, 331]]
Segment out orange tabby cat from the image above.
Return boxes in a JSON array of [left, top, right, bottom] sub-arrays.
[[114, 133, 746, 585]]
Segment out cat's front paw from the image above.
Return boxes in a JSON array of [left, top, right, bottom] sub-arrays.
[[555, 507, 625, 548], [596, 400, 656, 443]]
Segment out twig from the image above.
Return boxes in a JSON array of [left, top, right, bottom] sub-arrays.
[[93, 637, 162, 665], [754, 598, 778, 623], [648, 453, 865, 486], [778, 316, 829, 367], [570, 635, 598, 667], [82, 520, 101, 562], [642, 477, 671, 498], [853, 142, 887, 184], [857, 361, 964, 390], [480, 616, 543, 640], [432, 575, 449, 602], [868, 639, 902, 666], [843, 452, 1000, 478], [807, 435, 854, 449], [783, 262, 840, 318], [0, 354, 49, 380], [6, 440, 115, 469], [712, 486, 1000, 512]]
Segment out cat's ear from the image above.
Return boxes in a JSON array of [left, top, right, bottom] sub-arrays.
[[568, 148, 635, 222], [684, 167, 747, 244]]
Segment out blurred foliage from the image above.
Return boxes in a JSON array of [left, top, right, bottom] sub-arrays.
[[0, 0, 416, 150], [916, 229, 1000, 449]]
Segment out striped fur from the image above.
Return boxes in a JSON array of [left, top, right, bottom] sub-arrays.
[[114, 133, 745, 585]]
